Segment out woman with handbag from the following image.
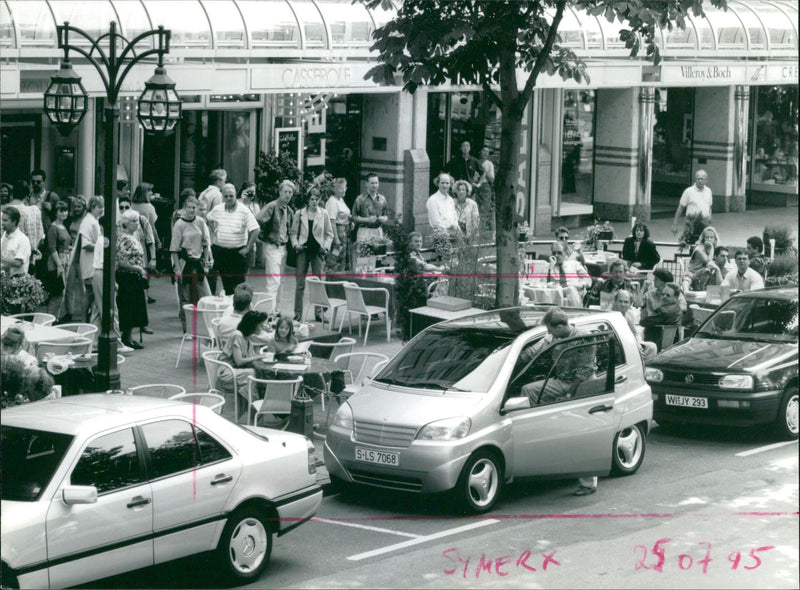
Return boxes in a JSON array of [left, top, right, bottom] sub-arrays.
[[116, 210, 149, 349], [290, 190, 334, 322]]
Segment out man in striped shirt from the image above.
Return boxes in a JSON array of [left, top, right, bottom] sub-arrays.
[[206, 183, 259, 294]]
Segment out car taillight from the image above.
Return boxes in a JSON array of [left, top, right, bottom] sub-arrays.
[[306, 437, 317, 475]]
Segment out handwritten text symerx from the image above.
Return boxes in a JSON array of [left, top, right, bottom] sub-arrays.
[[442, 547, 560, 578]]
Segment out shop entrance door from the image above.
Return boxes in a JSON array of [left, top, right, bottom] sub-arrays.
[[142, 132, 178, 245], [1, 119, 38, 183]]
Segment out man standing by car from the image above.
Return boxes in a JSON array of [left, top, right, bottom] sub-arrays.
[[519, 308, 598, 496], [723, 250, 765, 292], [206, 184, 259, 294]]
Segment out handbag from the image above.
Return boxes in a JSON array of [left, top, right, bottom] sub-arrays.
[[285, 243, 297, 269]]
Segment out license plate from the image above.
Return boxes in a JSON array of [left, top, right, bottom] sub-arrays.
[[665, 394, 708, 409], [355, 447, 399, 466]]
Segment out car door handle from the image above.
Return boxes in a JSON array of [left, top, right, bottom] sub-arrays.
[[210, 474, 233, 486], [127, 496, 151, 509], [588, 405, 614, 414], [615, 375, 628, 384]]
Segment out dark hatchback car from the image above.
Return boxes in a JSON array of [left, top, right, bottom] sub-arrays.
[[646, 287, 798, 439]]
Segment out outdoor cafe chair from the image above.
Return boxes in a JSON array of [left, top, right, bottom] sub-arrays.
[[176, 304, 218, 368], [333, 352, 390, 397], [203, 350, 246, 424], [305, 276, 346, 330], [253, 297, 276, 314], [339, 282, 391, 345], [307, 337, 356, 411], [128, 384, 187, 399], [246, 375, 303, 428], [690, 304, 714, 327], [169, 392, 225, 414], [55, 322, 99, 339], [9, 312, 56, 327]]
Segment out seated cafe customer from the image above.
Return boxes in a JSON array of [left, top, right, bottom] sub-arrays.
[[612, 289, 657, 362], [217, 311, 269, 393], [217, 289, 271, 346], [547, 241, 592, 307], [722, 250, 765, 292], [640, 282, 682, 347], [409, 231, 446, 273], [688, 246, 729, 291], [643, 268, 687, 318], [267, 316, 300, 360], [1, 325, 38, 370]]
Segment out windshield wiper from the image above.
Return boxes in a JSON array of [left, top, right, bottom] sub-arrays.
[[374, 377, 407, 386]]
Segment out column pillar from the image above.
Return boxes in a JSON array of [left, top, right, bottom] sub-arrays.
[[77, 98, 95, 198], [635, 87, 655, 221], [731, 85, 749, 212], [593, 88, 640, 221], [692, 86, 736, 212]]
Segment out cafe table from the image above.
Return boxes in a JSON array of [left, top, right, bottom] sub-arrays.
[[1, 316, 80, 350], [582, 251, 619, 278]]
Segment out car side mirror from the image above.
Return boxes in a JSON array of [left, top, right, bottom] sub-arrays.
[[62, 485, 98, 505], [502, 397, 531, 413]]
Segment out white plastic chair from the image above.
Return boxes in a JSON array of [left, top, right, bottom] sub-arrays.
[[203, 350, 246, 423], [210, 317, 226, 350], [128, 384, 187, 398], [253, 297, 276, 313], [10, 312, 56, 327], [338, 282, 391, 345], [307, 337, 357, 412], [35, 337, 93, 362], [176, 304, 218, 368], [55, 322, 99, 340], [427, 278, 449, 298], [246, 375, 303, 428], [333, 352, 390, 396], [305, 276, 346, 329], [170, 392, 225, 414]]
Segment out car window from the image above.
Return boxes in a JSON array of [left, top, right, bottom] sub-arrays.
[[375, 327, 514, 392], [71, 428, 142, 495], [532, 340, 609, 405], [196, 428, 232, 465], [140, 420, 199, 479], [2, 426, 74, 501], [581, 320, 625, 366], [697, 296, 798, 342]]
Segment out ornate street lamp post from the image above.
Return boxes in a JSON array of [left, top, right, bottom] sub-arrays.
[[43, 21, 181, 391]]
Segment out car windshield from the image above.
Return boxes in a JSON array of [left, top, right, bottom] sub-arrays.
[[696, 296, 798, 343], [374, 327, 515, 392], [2, 426, 74, 502]]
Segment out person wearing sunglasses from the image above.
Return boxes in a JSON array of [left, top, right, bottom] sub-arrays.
[[553, 226, 585, 265]]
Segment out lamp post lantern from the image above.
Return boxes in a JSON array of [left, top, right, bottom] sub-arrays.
[[43, 21, 181, 391]]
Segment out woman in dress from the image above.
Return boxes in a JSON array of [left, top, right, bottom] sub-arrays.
[[622, 221, 661, 270], [325, 178, 352, 271], [66, 195, 87, 246], [453, 180, 480, 241], [218, 310, 269, 397], [45, 201, 71, 317], [115, 210, 149, 350], [290, 190, 334, 321]]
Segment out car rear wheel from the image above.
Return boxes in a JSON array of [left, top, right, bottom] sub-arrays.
[[611, 424, 646, 476], [217, 507, 273, 584], [453, 450, 502, 514], [774, 388, 798, 440]]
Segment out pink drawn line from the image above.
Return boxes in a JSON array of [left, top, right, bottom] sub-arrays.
[[166, 272, 591, 279]]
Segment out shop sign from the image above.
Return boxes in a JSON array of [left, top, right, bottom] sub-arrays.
[[764, 64, 798, 84], [253, 63, 380, 90], [660, 64, 747, 85], [19, 70, 56, 95]]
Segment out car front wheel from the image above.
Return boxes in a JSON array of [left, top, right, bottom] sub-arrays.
[[453, 450, 502, 514], [217, 507, 273, 584], [611, 424, 646, 476], [775, 388, 799, 440]]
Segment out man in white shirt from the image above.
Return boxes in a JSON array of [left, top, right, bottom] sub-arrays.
[[207, 183, 260, 294], [198, 169, 226, 213], [1, 207, 32, 275], [672, 169, 713, 244], [547, 241, 592, 307], [426, 173, 460, 234], [722, 250, 765, 292]]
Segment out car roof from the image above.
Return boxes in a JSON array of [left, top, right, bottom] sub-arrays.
[[1, 394, 191, 436], [431, 306, 600, 339], [737, 286, 798, 301]]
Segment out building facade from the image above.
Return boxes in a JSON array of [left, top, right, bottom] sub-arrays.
[[1, 0, 797, 235]]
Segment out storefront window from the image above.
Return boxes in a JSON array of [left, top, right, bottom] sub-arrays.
[[750, 85, 798, 192], [223, 111, 252, 187], [560, 90, 595, 212], [652, 87, 694, 198]]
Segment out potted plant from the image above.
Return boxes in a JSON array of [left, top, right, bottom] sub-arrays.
[[765, 253, 799, 287], [383, 224, 427, 341], [763, 224, 796, 257], [0, 271, 48, 315]]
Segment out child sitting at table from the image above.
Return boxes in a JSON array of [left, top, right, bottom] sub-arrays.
[[1, 325, 38, 370], [268, 315, 300, 360], [218, 311, 269, 393]]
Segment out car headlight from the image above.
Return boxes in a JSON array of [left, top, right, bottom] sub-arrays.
[[718, 375, 754, 390], [332, 403, 353, 430], [416, 417, 471, 441], [645, 368, 663, 383]]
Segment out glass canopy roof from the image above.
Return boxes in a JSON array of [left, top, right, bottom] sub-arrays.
[[2, 0, 797, 54]]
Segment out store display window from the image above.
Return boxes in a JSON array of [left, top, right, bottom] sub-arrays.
[[750, 85, 798, 191]]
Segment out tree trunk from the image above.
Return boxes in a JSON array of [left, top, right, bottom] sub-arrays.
[[494, 104, 525, 308]]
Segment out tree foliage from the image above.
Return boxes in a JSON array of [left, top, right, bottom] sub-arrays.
[[361, 0, 726, 307]]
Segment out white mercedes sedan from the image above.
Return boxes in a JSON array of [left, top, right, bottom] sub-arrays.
[[1, 394, 322, 589]]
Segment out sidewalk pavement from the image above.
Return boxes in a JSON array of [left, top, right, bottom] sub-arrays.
[[113, 206, 797, 490]]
